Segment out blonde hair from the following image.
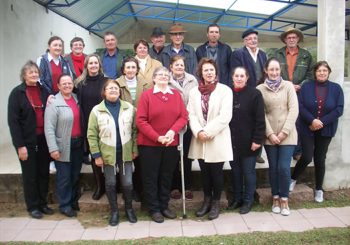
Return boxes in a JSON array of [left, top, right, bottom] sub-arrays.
[[74, 54, 104, 87]]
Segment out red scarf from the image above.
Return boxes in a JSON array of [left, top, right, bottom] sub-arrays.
[[71, 53, 84, 77], [198, 79, 218, 121]]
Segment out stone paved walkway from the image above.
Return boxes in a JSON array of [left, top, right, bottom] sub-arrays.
[[1, 206, 349, 242]]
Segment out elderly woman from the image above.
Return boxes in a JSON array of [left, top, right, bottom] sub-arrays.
[[45, 74, 83, 217], [65, 37, 86, 80], [8, 61, 52, 219], [37, 36, 71, 94], [257, 58, 299, 216], [136, 66, 188, 223], [168, 55, 198, 200], [134, 39, 162, 84], [75, 54, 108, 200], [187, 58, 233, 220], [228, 67, 265, 214], [290, 61, 344, 202], [87, 79, 138, 226]]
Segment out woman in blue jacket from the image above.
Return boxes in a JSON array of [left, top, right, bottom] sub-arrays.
[[289, 61, 344, 203]]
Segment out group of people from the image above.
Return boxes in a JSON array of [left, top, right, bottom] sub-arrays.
[[8, 22, 344, 226]]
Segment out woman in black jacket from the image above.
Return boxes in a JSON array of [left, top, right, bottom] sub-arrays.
[[8, 61, 52, 219], [228, 66, 265, 214]]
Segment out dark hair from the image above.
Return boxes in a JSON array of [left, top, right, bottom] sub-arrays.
[[101, 79, 120, 99], [207, 23, 220, 33], [313, 61, 332, 78], [196, 58, 218, 81], [48, 36, 63, 46], [57, 74, 72, 84], [70, 37, 85, 48], [104, 31, 117, 40], [170, 55, 185, 66], [133, 39, 149, 52], [231, 66, 249, 79], [121, 57, 140, 76], [258, 57, 281, 84], [20, 60, 40, 83]]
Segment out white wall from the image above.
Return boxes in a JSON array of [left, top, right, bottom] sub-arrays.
[[0, 0, 102, 147]]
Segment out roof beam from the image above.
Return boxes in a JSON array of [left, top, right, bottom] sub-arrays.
[[46, 0, 81, 8], [213, 0, 238, 24], [127, 0, 138, 22]]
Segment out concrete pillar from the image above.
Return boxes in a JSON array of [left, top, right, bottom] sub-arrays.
[[317, 0, 350, 190]]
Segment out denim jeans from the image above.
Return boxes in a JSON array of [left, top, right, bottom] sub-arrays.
[[264, 145, 295, 198], [55, 138, 83, 211], [230, 155, 256, 205]]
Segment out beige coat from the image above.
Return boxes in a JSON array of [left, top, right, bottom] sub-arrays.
[[188, 83, 233, 162], [256, 80, 299, 145], [116, 75, 151, 107], [137, 56, 162, 85]]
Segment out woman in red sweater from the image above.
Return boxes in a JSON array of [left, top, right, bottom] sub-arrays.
[[136, 66, 188, 223]]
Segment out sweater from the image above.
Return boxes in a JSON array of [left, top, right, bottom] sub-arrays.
[[136, 87, 188, 147]]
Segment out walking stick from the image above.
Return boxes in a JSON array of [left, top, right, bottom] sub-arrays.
[[178, 128, 187, 219]]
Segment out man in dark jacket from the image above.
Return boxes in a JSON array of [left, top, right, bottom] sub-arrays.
[[149, 27, 166, 62], [230, 28, 267, 163], [161, 23, 197, 76], [196, 24, 232, 86]]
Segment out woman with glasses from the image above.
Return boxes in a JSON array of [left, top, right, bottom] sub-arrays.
[[136, 66, 188, 223]]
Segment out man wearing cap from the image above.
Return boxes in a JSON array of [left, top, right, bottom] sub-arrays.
[[274, 27, 314, 91], [161, 23, 197, 75], [196, 24, 232, 86], [149, 27, 166, 62], [230, 28, 267, 164], [230, 29, 267, 88]]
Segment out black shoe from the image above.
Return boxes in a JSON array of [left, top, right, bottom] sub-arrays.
[[71, 203, 80, 211], [125, 209, 137, 223], [39, 205, 54, 215], [151, 212, 164, 223], [227, 200, 243, 210], [161, 208, 177, 219], [239, 203, 252, 214], [30, 209, 43, 219], [109, 211, 119, 226], [60, 208, 77, 217]]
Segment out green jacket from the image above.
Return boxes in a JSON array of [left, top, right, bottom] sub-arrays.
[[87, 99, 137, 166], [273, 46, 314, 85]]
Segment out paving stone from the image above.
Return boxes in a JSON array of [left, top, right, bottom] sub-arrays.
[[13, 229, 51, 242], [47, 228, 84, 241], [182, 220, 217, 237], [116, 221, 150, 240], [26, 219, 58, 229], [81, 227, 117, 240]]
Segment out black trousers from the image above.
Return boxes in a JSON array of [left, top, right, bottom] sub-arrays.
[[291, 131, 332, 190], [139, 146, 178, 213], [198, 160, 224, 200], [19, 135, 51, 212]]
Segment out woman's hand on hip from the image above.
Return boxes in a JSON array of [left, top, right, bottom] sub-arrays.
[[18, 147, 28, 161], [251, 142, 261, 151]]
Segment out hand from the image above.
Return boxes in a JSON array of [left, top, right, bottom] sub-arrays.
[[50, 151, 60, 160], [310, 119, 323, 131], [277, 132, 287, 143], [46, 95, 55, 106], [132, 152, 138, 160], [268, 133, 281, 145], [95, 157, 104, 167], [198, 130, 208, 142], [164, 130, 175, 146], [158, 136, 168, 145], [18, 147, 28, 161], [251, 142, 261, 151], [293, 84, 301, 92]]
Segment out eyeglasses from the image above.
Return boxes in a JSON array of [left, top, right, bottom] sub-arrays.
[[170, 33, 184, 36], [155, 73, 169, 77], [105, 87, 119, 91], [286, 36, 298, 40]]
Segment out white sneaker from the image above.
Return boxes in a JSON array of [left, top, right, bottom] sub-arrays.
[[315, 190, 324, 203], [49, 161, 56, 174], [289, 179, 297, 192], [272, 196, 281, 214], [280, 198, 290, 216]]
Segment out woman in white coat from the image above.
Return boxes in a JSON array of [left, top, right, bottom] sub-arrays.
[[187, 58, 233, 220]]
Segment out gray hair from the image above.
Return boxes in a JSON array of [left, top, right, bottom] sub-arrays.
[[152, 66, 170, 80]]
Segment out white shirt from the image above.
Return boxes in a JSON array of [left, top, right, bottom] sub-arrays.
[[153, 85, 174, 95], [246, 46, 260, 63]]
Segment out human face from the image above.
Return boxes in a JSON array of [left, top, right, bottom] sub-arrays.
[[104, 82, 120, 102], [315, 65, 330, 83], [71, 41, 84, 56], [24, 67, 39, 86], [170, 59, 185, 77], [284, 33, 299, 49], [124, 61, 138, 80], [154, 71, 170, 87], [232, 68, 248, 88], [265, 60, 281, 81], [244, 33, 258, 51], [104, 34, 117, 51], [151, 35, 165, 49], [170, 33, 184, 47], [87, 56, 100, 76], [202, 63, 216, 84], [57, 76, 74, 97], [207, 26, 220, 44], [136, 43, 149, 59], [48, 39, 63, 58]]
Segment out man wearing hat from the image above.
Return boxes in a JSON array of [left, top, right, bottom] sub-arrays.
[[161, 23, 197, 75], [230, 28, 267, 164], [274, 27, 314, 90], [274, 27, 314, 161], [196, 24, 232, 86], [149, 27, 166, 61]]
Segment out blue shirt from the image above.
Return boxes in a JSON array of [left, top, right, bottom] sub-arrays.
[[103, 51, 118, 79]]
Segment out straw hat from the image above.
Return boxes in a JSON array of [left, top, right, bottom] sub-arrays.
[[280, 27, 304, 43]]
